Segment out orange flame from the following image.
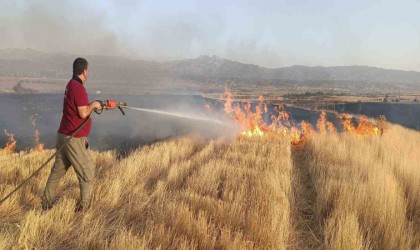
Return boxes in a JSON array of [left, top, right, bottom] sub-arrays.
[[317, 111, 337, 136], [326, 121, 336, 134], [33, 129, 44, 151], [3, 129, 17, 153], [317, 111, 327, 135], [289, 127, 303, 145], [224, 90, 233, 113], [222, 90, 308, 144], [301, 120, 315, 138], [337, 114, 381, 136], [241, 125, 264, 137]]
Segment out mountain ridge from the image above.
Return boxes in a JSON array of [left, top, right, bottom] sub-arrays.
[[0, 48, 419, 86]]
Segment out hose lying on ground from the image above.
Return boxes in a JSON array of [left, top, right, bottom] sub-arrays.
[[0, 116, 91, 206]]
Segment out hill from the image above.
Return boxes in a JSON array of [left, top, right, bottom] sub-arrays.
[[0, 124, 419, 249], [1, 49, 420, 93], [170, 55, 420, 84]]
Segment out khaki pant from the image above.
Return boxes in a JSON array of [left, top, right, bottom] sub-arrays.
[[42, 133, 94, 210]]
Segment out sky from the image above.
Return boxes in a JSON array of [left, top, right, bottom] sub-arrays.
[[0, 0, 419, 71]]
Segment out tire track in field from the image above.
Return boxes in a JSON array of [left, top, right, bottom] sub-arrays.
[[291, 143, 324, 249]]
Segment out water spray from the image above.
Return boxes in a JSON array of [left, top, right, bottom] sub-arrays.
[[95, 101, 229, 126], [125, 106, 230, 126]]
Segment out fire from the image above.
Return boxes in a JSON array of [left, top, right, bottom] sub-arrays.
[[222, 90, 309, 144], [224, 90, 233, 113], [301, 120, 315, 137], [317, 111, 327, 135], [326, 121, 336, 134], [33, 129, 44, 151], [3, 129, 17, 153], [317, 111, 337, 136], [220, 90, 386, 144], [289, 127, 304, 145], [241, 125, 264, 137], [337, 114, 380, 136]]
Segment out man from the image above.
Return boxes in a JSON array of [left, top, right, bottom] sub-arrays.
[[42, 58, 117, 211]]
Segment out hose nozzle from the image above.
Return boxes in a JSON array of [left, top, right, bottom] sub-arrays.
[[94, 100, 127, 115], [117, 102, 127, 115]]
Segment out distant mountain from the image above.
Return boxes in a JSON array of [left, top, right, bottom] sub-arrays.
[[170, 55, 420, 84], [0, 49, 419, 91], [167, 55, 268, 79]]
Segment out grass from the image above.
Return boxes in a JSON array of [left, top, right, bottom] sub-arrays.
[[0, 124, 419, 249]]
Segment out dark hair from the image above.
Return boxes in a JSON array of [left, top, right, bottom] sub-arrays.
[[73, 58, 88, 75]]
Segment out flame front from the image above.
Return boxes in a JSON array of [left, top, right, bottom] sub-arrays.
[[222, 90, 309, 144], [221, 90, 385, 144]]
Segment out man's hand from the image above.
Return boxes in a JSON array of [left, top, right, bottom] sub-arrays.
[[94, 100, 103, 110], [77, 101, 103, 119]]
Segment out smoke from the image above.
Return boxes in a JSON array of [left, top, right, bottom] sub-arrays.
[[85, 94, 240, 153], [0, 93, 242, 153], [0, 1, 120, 56], [1, 1, 419, 72], [0, 0, 286, 67]]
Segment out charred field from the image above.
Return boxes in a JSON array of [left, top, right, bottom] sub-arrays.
[[0, 92, 419, 249], [1, 93, 419, 152]]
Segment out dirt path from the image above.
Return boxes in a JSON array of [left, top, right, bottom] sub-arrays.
[[291, 144, 324, 249]]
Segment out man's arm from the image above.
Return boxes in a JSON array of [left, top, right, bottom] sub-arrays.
[[77, 101, 102, 119]]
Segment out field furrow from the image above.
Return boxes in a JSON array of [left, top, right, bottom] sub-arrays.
[[0, 124, 419, 249]]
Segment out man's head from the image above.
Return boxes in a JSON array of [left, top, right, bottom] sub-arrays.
[[73, 58, 89, 84]]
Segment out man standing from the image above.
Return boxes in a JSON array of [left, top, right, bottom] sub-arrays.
[[42, 58, 116, 211]]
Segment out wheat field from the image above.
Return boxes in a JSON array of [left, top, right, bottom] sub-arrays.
[[0, 124, 419, 249]]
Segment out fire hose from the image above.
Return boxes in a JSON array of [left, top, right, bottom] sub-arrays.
[[0, 100, 127, 206]]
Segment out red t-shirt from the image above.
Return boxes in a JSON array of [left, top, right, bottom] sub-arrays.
[[58, 77, 92, 137]]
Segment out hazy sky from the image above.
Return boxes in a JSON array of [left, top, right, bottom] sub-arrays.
[[1, 0, 419, 70]]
